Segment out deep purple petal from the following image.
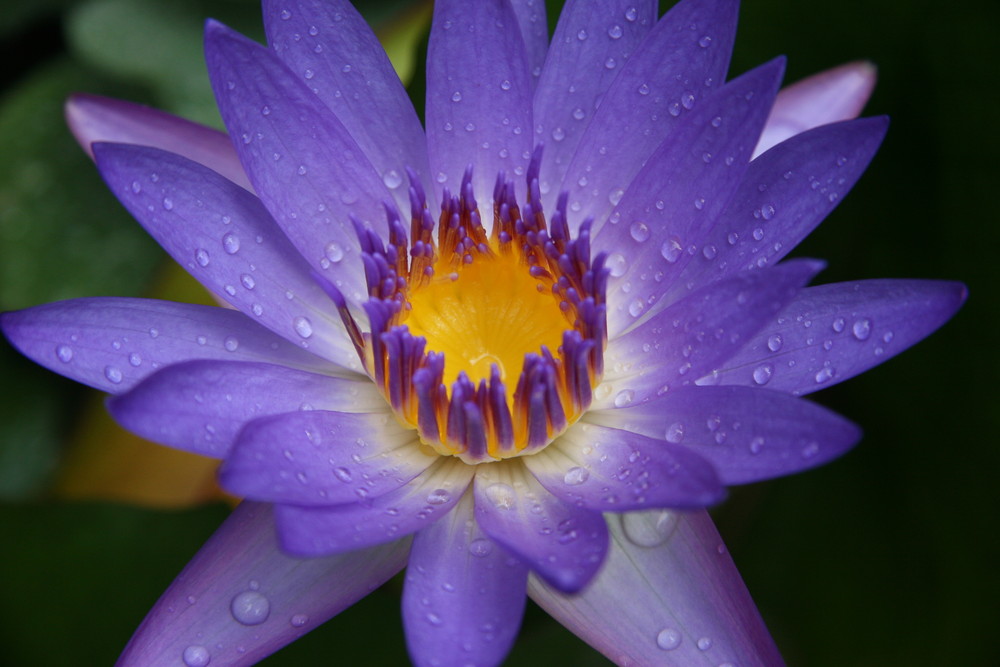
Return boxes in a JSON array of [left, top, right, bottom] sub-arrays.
[[204, 20, 395, 307], [600, 260, 823, 407], [425, 0, 533, 204], [534, 0, 657, 207], [275, 458, 475, 556], [262, 0, 433, 216], [402, 494, 527, 667], [595, 59, 786, 337], [106, 360, 380, 458], [528, 509, 784, 666], [558, 0, 738, 229], [472, 462, 607, 593], [221, 409, 433, 505], [669, 117, 888, 301], [587, 385, 861, 485], [755, 61, 877, 157], [508, 0, 548, 90], [0, 298, 325, 394], [706, 279, 968, 395], [117, 502, 410, 667], [65, 92, 252, 191], [92, 142, 361, 370], [524, 421, 725, 511]]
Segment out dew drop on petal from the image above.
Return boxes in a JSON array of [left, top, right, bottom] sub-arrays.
[[767, 334, 783, 352], [291, 614, 309, 627], [852, 318, 872, 340], [622, 509, 678, 548], [752, 364, 773, 385], [293, 316, 314, 339], [224, 336, 239, 352], [426, 489, 451, 505], [182, 645, 211, 667], [324, 242, 344, 263], [608, 24, 623, 39], [697, 637, 713, 651], [629, 222, 650, 242], [613, 389, 635, 407], [104, 366, 123, 384], [56, 345, 73, 363], [195, 248, 210, 267], [468, 538, 494, 557], [656, 627, 682, 650], [484, 483, 515, 510], [660, 236, 683, 263], [563, 466, 589, 486], [665, 422, 684, 443], [230, 591, 270, 626]]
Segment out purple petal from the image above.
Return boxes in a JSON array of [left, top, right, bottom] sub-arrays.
[[107, 360, 381, 458], [472, 462, 608, 593], [117, 502, 410, 667], [558, 0, 738, 229], [204, 20, 395, 307], [587, 385, 861, 485], [508, 0, 548, 90], [600, 260, 823, 407], [534, 0, 657, 206], [425, 0, 533, 204], [275, 458, 475, 556], [402, 493, 528, 667], [65, 93, 252, 191], [669, 117, 888, 301], [595, 59, 786, 337], [755, 61, 877, 157], [262, 0, 433, 216], [528, 509, 784, 666], [221, 409, 433, 506], [706, 279, 968, 395], [524, 421, 725, 511], [0, 297, 325, 394], [92, 142, 361, 370]]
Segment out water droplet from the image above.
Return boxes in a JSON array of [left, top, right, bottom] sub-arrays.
[[625, 6, 638, 21], [240, 274, 256, 290], [660, 236, 683, 263], [484, 483, 515, 510], [468, 538, 494, 557], [767, 334, 783, 352], [628, 221, 650, 243], [613, 389, 635, 407], [290, 613, 308, 627], [702, 244, 718, 260], [325, 242, 344, 263], [56, 345, 73, 363], [802, 442, 820, 458], [195, 248, 210, 267], [749, 436, 765, 455], [656, 627, 682, 650], [622, 510, 678, 548], [572, 107, 585, 120], [604, 57, 617, 69], [752, 364, 773, 385], [426, 489, 451, 505], [697, 636, 713, 651], [182, 645, 211, 667], [681, 92, 695, 109], [224, 336, 239, 352], [161, 197, 174, 211], [500, 79, 512, 91], [104, 366, 123, 384], [607, 253, 627, 277], [231, 590, 270, 626], [551, 127, 566, 142], [222, 233, 240, 254], [665, 422, 684, 443], [293, 316, 314, 338], [760, 203, 775, 220], [128, 352, 142, 367], [638, 83, 650, 96], [832, 317, 846, 333], [852, 318, 872, 340], [563, 466, 589, 486], [814, 367, 834, 383], [333, 467, 352, 483]]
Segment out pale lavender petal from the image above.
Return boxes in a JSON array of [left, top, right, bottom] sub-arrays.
[[706, 279, 967, 395], [93, 142, 361, 370], [755, 61, 877, 157], [586, 385, 861, 485], [0, 297, 326, 394], [533, 0, 656, 204], [204, 20, 396, 307], [472, 461, 607, 593], [560, 0, 738, 230], [524, 421, 724, 511], [221, 410, 433, 505], [508, 0, 548, 90], [528, 509, 784, 666], [117, 502, 410, 667], [668, 117, 888, 302], [263, 0, 433, 216], [107, 360, 381, 458], [600, 260, 822, 408], [65, 92, 252, 191], [425, 0, 533, 205], [402, 493, 528, 667], [276, 458, 475, 556], [596, 59, 785, 337]]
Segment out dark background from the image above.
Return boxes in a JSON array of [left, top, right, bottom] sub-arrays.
[[0, 0, 995, 665]]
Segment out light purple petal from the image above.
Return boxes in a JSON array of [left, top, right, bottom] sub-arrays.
[[600, 260, 822, 407], [558, 0, 738, 229], [533, 0, 656, 205], [755, 61, 877, 157], [93, 142, 361, 370], [595, 59, 785, 337], [0, 297, 326, 394], [425, 0, 533, 205], [586, 385, 861, 485], [204, 20, 396, 307], [472, 461, 608, 593], [117, 502, 410, 667], [706, 279, 967, 395], [275, 457, 475, 556], [107, 360, 381, 458], [221, 409, 433, 505], [65, 92, 252, 191], [508, 0, 548, 90], [263, 0, 433, 216], [402, 493, 528, 667], [524, 421, 725, 511], [666, 117, 888, 302], [528, 509, 784, 666]]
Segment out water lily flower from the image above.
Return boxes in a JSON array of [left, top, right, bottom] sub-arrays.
[[2, 0, 965, 665]]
